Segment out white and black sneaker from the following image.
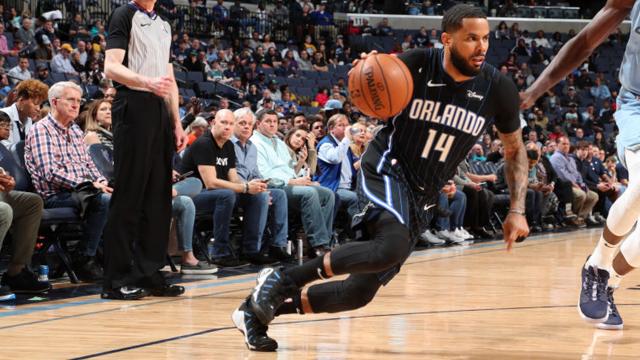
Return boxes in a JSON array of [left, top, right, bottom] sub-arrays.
[[232, 298, 278, 351], [249, 267, 293, 325], [0, 285, 15, 302]]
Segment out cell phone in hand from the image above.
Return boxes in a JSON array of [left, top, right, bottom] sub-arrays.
[[174, 171, 194, 183]]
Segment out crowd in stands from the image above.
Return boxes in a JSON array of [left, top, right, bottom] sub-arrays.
[[0, 1, 628, 301]]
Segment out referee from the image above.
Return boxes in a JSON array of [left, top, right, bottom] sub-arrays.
[[101, 0, 188, 300]]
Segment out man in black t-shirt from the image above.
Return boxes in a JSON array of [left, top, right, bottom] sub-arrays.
[[101, 0, 188, 300], [181, 109, 274, 267], [233, 5, 529, 351]]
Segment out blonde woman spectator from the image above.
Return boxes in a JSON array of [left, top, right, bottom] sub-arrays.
[[350, 122, 368, 159], [81, 99, 113, 149]]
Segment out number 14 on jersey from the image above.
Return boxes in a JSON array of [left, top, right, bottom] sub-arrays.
[[421, 129, 455, 162]]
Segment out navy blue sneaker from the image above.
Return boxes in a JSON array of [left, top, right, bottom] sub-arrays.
[[578, 264, 610, 323], [249, 267, 291, 325], [232, 298, 278, 351], [597, 287, 623, 330]]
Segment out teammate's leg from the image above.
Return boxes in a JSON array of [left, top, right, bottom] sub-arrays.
[[581, 148, 640, 328]]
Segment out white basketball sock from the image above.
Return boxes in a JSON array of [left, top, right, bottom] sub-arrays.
[[586, 234, 620, 272], [609, 266, 624, 288]]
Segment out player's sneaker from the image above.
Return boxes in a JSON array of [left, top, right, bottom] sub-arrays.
[[232, 298, 278, 351], [249, 267, 293, 325], [578, 263, 610, 323], [596, 287, 623, 330]]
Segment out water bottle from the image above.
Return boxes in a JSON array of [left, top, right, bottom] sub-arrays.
[[208, 237, 215, 258], [38, 265, 49, 282], [297, 238, 304, 265]]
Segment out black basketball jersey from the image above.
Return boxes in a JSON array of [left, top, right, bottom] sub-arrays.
[[360, 48, 520, 202]]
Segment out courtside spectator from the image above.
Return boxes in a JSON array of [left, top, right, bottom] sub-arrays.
[[252, 109, 334, 257], [0, 79, 49, 147], [25, 81, 111, 281]]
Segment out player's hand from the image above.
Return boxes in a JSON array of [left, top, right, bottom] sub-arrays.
[[519, 90, 536, 110], [145, 76, 173, 98], [174, 125, 188, 152], [503, 213, 529, 251], [350, 50, 378, 73]]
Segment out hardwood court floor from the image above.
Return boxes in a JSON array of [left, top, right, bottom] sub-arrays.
[[2, 228, 640, 359]]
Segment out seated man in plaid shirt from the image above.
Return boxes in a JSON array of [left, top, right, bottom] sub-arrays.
[[25, 81, 111, 282]]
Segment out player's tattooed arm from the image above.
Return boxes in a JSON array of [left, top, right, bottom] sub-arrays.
[[499, 129, 527, 212]]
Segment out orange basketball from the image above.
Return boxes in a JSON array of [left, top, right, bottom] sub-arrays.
[[348, 53, 414, 119]]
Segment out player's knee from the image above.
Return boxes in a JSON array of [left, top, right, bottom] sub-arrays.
[[620, 234, 640, 268], [370, 218, 411, 268], [345, 279, 380, 309]]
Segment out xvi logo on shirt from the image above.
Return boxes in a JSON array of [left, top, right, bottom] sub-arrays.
[[216, 157, 228, 166]]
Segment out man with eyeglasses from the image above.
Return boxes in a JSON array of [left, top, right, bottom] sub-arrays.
[[25, 81, 112, 283], [0, 79, 49, 148]]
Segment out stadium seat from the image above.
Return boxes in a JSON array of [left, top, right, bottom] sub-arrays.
[[5, 56, 17, 68], [196, 81, 216, 97], [51, 73, 66, 82], [4, 142, 82, 283], [186, 71, 205, 83]]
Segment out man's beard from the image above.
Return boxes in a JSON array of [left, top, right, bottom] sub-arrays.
[[450, 45, 482, 77]]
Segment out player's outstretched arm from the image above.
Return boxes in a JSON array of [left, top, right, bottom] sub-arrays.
[[498, 128, 530, 250], [520, 0, 633, 109]]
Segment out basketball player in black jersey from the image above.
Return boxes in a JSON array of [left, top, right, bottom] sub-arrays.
[[232, 5, 530, 351]]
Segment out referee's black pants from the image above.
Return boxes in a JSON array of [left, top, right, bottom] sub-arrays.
[[103, 89, 174, 290]]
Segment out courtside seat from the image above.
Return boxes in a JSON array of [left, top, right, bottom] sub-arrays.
[[6, 142, 82, 283]]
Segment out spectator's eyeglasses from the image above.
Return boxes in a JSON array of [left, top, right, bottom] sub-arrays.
[[57, 97, 82, 105]]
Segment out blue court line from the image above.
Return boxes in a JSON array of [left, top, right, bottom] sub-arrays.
[[74, 301, 640, 359], [0, 231, 580, 321], [0, 277, 254, 320]]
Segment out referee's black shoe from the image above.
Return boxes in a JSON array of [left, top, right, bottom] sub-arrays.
[[232, 297, 278, 351], [147, 284, 185, 297], [101, 286, 148, 300], [249, 267, 294, 325]]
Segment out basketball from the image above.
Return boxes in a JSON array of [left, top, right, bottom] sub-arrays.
[[348, 53, 414, 119]]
